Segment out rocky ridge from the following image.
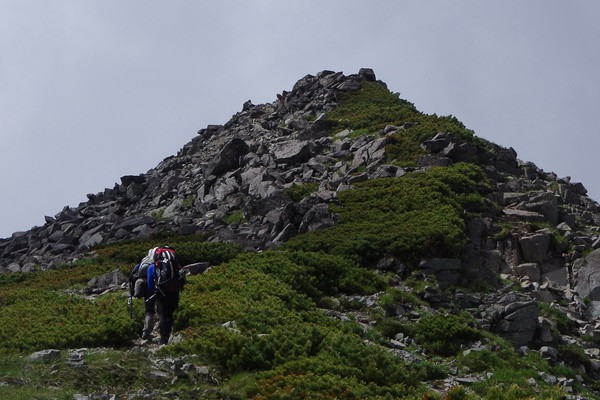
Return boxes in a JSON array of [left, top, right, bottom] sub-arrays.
[[4, 69, 600, 391]]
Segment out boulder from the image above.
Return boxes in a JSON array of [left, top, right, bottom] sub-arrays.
[[518, 231, 551, 264], [496, 300, 539, 347], [419, 258, 462, 288], [205, 138, 250, 177], [358, 68, 376, 82], [273, 140, 312, 165], [515, 263, 541, 282], [574, 249, 600, 307], [120, 174, 146, 186], [351, 138, 387, 169], [182, 262, 211, 275], [87, 269, 128, 291], [29, 349, 61, 363], [298, 204, 334, 233]]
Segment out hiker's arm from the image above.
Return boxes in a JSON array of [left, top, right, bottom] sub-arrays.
[[147, 264, 155, 292]]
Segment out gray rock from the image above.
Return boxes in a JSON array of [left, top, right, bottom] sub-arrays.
[[298, 204, 334, 233], [442, 140, 477, 163], [120, 174, 146, 186], [421, 134, 451, 153], [419, 258, 461, 288], [502, 208, 545, 220], [523, 192, 558, 225], [81, 232, 103, 249], [499, 302, 539, 347], [182, 262, 211, 275], [574, 249, 600, 305], [205, 138, 250, 177], [29, 349, 61, 363], [273, 140, 312, 165], [87, 269, 128, 291], [539, 346, 558, 362], [418, 155, 453, 167], [518, 232, 551, 264], [351, 138, 387, 169], [358, 68, 376, 82], [515, 263, 541, 282], [7, 262, 21, 272]]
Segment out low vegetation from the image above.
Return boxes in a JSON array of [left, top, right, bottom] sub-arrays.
[[284, 181, 320, 202], [324, 81, 489, 166], [0, 81, 596, 399], [0, 236, 583, 399], [285, 162, 492, 266], [1, 158, 590, 398]]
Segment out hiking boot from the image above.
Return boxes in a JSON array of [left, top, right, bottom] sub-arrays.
[[158, 337, 169, 345], [141, 332, 154, 340]]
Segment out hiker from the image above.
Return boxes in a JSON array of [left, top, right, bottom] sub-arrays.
[[147, 246, 185, 345], [137, 247, 158, 340]]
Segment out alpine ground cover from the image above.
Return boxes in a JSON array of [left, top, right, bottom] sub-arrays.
[[323, 81, 488, 166], [284, 162, 492, 267], [0, 224, 591, 398]]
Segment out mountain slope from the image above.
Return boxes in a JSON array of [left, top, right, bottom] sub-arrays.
[[2, 69, 600, 398]]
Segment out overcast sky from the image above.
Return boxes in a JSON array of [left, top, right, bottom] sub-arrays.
[[1, 1, 599, 239]]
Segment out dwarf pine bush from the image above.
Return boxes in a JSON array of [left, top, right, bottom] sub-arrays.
[[284, 182, 320, 202], [323, 81, 485, 166], [166, 249, 446, 397], [0, 287, 137, 353], [411, 312, 482, 357], [285, 163, 491, 266], [94, 235, 242, 266]]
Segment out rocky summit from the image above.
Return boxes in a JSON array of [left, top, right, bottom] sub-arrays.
[[3, 69, 600, 398]]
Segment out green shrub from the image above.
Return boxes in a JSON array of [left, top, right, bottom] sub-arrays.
[[558, 343, 592, 372], [325, 81, 419, 134], [285, 163, 490, 266], [375, 318, 411, 340], [166, 249, 445, 398], [150, 207, 166, 221], [247, 326, 445, 398], [538, 302, 576, 335], [175, 241, 243, 265], [284, 182, 320, 202], [223, 210, 245, 225], [94, 235, 242, 266], [180, 195, 196, 209], [322, 81, 488, 166], [229, 251, 384, 301], [412, 313, 482, 357], [0, 288, 138, 353], [384, 131, 427, 166], [379, 287, 425, 316], [174, 250, 383, 333]]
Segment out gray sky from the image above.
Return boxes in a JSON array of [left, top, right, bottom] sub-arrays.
[[2, 1, 599, 239]]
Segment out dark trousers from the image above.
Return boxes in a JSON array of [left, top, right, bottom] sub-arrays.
[[142, 293, 156, 338], [156, 292, 179, 344]]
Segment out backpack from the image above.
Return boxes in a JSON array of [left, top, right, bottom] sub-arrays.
[[129, 264, 146, 298], [154, 246, 184, 294]]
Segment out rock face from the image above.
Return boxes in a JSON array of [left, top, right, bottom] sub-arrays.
[[3, 68, 600, 353], [574, 249, 600, 317]]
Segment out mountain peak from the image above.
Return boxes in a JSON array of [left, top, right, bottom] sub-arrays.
[[4, 69, 600, 397], [1, 68, 596, 273]]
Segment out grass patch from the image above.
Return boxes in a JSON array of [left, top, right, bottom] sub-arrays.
[[223, 210, 245, 225], [284, 182, 320, 202]]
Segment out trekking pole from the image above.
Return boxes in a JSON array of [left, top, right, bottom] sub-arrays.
[[128, 295, 134, 319]]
